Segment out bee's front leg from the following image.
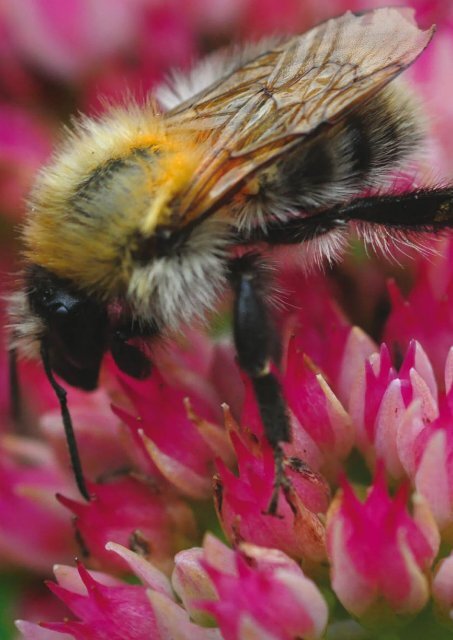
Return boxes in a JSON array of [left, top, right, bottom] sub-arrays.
[[228, 253, 291, 515]]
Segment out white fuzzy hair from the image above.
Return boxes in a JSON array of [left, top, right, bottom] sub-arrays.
[[127, 218, 230, 328], [6, 290, 44, 359]]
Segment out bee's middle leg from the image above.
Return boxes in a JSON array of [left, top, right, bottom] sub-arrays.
[[228, 253, 291, 515]]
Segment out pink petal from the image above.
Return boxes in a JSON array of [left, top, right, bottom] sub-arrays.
[[238, 615, 280, 640], [172, 547, 217, 625], [328, 512, 376, 617], [337, 326, 376, 408], [415, 430, 452, 531], [106, 542, 173, 597], [53, 564, 122, 593], [185, 397, 235, 465], [445, 346, 453, 393], [140, 430, 212, 498], [214, 434, 327, 561], [327, 470, 435, 620], [374, 379, 406, 478], [433, 553, 453, 623], [58, 475, 196, 574], [203, 533, 237, 573], [148, 590, 223, 640], [16, 620, 74, 640], [200, 550, 328, 639], [396, 400, 426, 478]]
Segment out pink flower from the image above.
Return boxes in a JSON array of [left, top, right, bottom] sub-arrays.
[[240, 0, 310, 35], [0, 106, 52, 219], [275, 269, 377, 411], [408, 18, 453, 176], [0, 16, 40, 103], [149, 593, 224, 639], [5, 3, 453, 638], [82, 3, 198, 109], [0, 437, 75, 572], [0, 0, 144, 80], [172, 532, 329, 638], [241, 363, 354, 484], [275, 270, 353, 386], [172, 534, 232, 626], [57, 474, 196, 575], [397, 349, 453, 541], [13, 586, 70, 637], [150, 327, 242, 420], [282, 344, 354, 477], [198, 537, 328, 640], [17, 543, 223, 640], [113, 363, 232, 499], [17, 622, 74, 640], [384, 241, 453, 381], [172, 547, 215, 626], [432, 553, 453, 626], [414, 425, 453, 540], [371, 345, 453, 541], [214, 427, 328, 562], [18, 542, 174, 638], [41, 562, 160, 639], [326, 467, 439, 623], [174, 534, 328, 640], [349, 340, 438, 479]]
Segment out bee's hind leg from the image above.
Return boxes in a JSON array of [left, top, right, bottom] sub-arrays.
[[228, 253, 291, 515]]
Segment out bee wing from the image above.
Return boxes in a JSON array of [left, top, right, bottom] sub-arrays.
[[165, 7, 434, 222]]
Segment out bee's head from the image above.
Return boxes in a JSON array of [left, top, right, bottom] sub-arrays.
[[24, 266, 108, 390], [12, 265, 153, 391]]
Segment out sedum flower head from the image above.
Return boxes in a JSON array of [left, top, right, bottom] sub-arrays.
[[174, 534, 328, 640], [9, 254, 453, 639], [327, 466, 439, 624], [57, 475, 196, 575], [214, 429, 328, 561], [1, 2, 453, 639]]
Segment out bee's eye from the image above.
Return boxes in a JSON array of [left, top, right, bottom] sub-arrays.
[[26, 265, 108, 390]]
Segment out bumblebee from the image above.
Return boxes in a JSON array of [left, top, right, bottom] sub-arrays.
[[8, 8, 453, 511]]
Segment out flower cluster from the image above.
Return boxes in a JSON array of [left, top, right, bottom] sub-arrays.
[[5, 258, 453, 638], [1, 1, 453, 640]]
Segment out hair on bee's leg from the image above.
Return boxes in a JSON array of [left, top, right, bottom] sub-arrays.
[[240, 211, 348, 245], [40, 341, 90, 501], [339, 187, 453, 232], [229, 253, 291, 515], [244, 186, 453, 247]]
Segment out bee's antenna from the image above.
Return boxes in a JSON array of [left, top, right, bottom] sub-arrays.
[[40, 341, 90, 501], [8, 347, 21, 424]]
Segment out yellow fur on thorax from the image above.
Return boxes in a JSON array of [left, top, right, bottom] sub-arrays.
[[139, 141, 201, 235], [23, 102, 202, 299]]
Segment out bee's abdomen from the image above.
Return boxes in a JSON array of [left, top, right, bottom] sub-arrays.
[[272, 82, 424, 211]]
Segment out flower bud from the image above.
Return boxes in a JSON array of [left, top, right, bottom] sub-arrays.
[[326, 467, 439, 624]]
